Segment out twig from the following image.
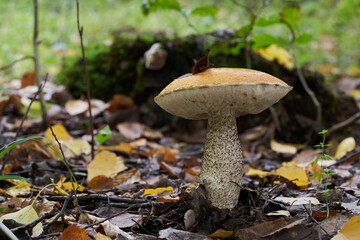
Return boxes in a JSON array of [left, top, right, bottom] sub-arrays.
[[0, 74, 48, 175], [33, 0, 48, 127], [44, 194, 150, 203], [0, 56, 34, 71], [76, 0, 95, 160], [84, 203, 139, 229], [42, 191, 74, 234], [326, 112, 360, 137], [302, 204, 331, 238], [284, 21, 322, 125], [11, 208, 56, 233]]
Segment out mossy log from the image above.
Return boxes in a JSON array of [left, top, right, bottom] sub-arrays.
[[57, 31, 358, 143]]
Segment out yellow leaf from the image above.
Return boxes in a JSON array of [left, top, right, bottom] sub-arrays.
[[208, 229, 237, 238], [94, 233, 112, 240], [256, 44, 294, 69], [335, 137, 356, 159], [96, 143, 138, 154], [245, 168, 269, 178], [87, 151, 127, 182], [144, 187, 173, 195], [270, 140, 298, 154], [62, 182, 85, 191], [6, 180, 31, 197], [44, 124, 72, 142], [70, 139, 91, 156], [0, 205, 43, 237], [332, 215, 360, 240], [272, 165, 309, 188]]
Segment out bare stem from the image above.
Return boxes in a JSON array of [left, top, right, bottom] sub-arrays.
[[284, 21, 322, 125], [76, 0, 95, 160], [0, 56, 34, 71], [33, 0, 48, 127]]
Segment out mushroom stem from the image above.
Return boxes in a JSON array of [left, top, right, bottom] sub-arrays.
[[200, 109, 243, 209]]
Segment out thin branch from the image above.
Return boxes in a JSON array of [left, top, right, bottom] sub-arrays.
[[0, 74, 48, 175], [76, 0, 95, 160], [0, 56, 34, 71], [326, 112, 360, 137], [284, 21, 322, 125], [33, 0, 48, 127], [11, 208, 56, 233], [302, 204, 331, 238]]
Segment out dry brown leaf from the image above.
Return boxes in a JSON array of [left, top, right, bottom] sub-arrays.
[[59, 225, 90, 240], [87, 151, 127, 182], [85, 99, 109, 117], [20, 72, 36, 89], [65, 100, 88, 116], [88, 175, 114, 191], [107, 94, 137, 112], [96, 143, 139, 154], [208, 229, 237, 238]]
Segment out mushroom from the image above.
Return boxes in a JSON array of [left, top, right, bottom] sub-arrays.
[[154, 68, 292, 209]]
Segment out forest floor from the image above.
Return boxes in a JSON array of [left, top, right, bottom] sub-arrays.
[[0, 69, 360, 239]]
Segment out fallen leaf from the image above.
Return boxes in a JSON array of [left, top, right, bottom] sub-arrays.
[[94, 233, 112, 240], [270, 140, 298, 154], [109, 213, 142, 228], [70, 139, 91, 156], [65, 100, 88, 116], [208, 229, 237, 238], [96, 143, 139, 154], [271, 165, 309, 188], [274, 196, 320, 205], [20, 72, 36, 89], [87, 151, 127, 182], [59, 225, 90, 240], [245, 168, 269, 178], [0, 205, 43, 237], [88, 175, 114, 191], [335, 137, 356, 159], [146, 147, 178, 162], [332, 215, 360, 240], [6, 180, 31, 197], [266, 210, 291, 217], [144, 187, 173, 195], [107, 94, 137, 112], [44, 124, 72, 142], [85, 99, 109, 117]]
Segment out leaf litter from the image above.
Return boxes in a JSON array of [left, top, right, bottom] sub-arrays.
[[1, 78, 360, 239]]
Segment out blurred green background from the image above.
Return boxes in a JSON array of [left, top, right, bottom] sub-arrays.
[[1, 0, 359, 80]]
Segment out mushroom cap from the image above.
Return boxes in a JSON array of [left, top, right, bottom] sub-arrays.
[[154, 68, 293, 120]]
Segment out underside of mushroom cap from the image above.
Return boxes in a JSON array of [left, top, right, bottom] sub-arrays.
[[155, 68, 292, 120]]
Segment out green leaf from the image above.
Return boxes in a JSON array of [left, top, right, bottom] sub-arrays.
[[317, 174, 322, 182], [255, 16, 281, 27], [96, 125, 112, 145], [0, 136, 46, 158], [295, 33, 312, 44], [252, 34, 284, 49], [318, 129, 328, 135], [0, 175, 31, 184], [314, 156, 320, 165], [236, 24, 251, 38], [309, 173, 317, 180], [141, 0, 181, 15], [190, 5, 219, 18], [280, 6, 301, 29], [324, 154, 333, 161]]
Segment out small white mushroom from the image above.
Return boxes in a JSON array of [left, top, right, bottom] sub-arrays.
[[155, 68, 292, 209]]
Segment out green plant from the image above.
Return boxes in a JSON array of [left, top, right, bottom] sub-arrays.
[[310, 129, 336, 217], [96, 125, 112, 145]]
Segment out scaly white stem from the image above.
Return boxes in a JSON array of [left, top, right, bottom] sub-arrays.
[[200, 109, 243, 209]]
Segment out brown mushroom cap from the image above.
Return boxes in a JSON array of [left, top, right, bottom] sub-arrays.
[[155, 68, 293, 120]]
